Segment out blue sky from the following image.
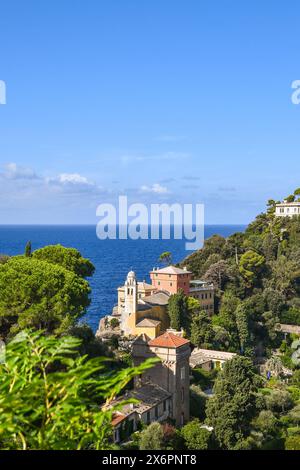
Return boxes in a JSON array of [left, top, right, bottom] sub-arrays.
[[0, 0, 299, 224]]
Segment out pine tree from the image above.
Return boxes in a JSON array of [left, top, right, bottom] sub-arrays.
[[25, 241, 32, 257]]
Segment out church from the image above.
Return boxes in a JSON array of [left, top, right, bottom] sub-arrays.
[[101, 265, 215, 443], [104, 265, 214, 340]]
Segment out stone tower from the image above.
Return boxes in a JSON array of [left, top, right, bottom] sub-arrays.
[[132, 331, 191, 426], [121, 270, 138, 334]]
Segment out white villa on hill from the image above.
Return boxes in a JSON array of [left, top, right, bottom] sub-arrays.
[[275, 201, 300, 218], [190, 348, 237, 370]]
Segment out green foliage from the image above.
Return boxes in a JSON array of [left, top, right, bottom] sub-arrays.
[[181, 420, 213, 450], [190, 311, 214, 348], [239, 250, 265, 287], [268, 256, 300, 298], [0, 257, 91, 338], [235, 303, 251, 354], [25, 241, 32, 257], [203, 259, 232, 290], [206, 356, 259, 449], [0, 254, 9, 265], [265, 389, 294, 414], [32, 244, 95, 277], [190, 384, 208, 420], [179, 196, 300, 450], [161, 423, 183, 450], [281, 307, 300, 325], [285, 194, 295, 203], [168, 290, 188, 331], [287, 388, 300, 404], [139, 422, 164, 450], [214, 292, 240, 332], [252, 410, 278, 436], [67, 323, 112, 358], [291, 370, 300, 387], [110, 318, 120, 329], [192, 367, 218, 390], [285, 435, 300, 450], [0, 330, 155, 450], [158, 252, 172, 266]]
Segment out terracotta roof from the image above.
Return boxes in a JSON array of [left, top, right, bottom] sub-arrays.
[[148, 332, 190, 348], [111, 413, 127, 427], [150, 266, 192, 275]]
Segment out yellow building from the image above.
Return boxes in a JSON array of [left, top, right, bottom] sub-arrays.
[[106, 269, 215, 339], [189, 280, 214, 315], [115, 271, 170, 339]]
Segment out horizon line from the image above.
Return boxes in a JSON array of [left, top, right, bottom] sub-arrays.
[[0, 223, 248, 227]]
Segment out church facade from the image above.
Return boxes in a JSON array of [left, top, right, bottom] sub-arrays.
[[102, 265, 215, 443], [106, 266, 214, 339]]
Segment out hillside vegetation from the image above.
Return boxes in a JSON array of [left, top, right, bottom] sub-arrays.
[[179, 196, 300, 358]]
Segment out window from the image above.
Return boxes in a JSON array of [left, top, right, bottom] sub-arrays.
[[181, 366, 185, 380], [170, 282, 172, 286], [146, 411, 150, 424], [181, 388, 184, 403], [163, 400, 167, 412], [181, 413, 184, 426], [155, 406, 158, 419]]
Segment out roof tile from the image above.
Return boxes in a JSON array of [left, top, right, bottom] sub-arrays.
[[148, 332, 190, 348]]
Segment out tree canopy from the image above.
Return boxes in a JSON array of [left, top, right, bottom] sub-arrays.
[[0, 257, 91, 338], [0, 330, 155, 450], [167, 290, 188, 331], [206, 356, 259, 449], [32, 244, 95, 277]]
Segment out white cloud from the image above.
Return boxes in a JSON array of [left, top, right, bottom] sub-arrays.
[[46, 172, 107, 195], [0, 163, 108, 199], [49, 173, 93, 186], [2, 163, 39, 180], [140, 183, 169, 194]]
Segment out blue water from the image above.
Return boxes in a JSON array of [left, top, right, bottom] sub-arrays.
[[0, 225, 245, 332]]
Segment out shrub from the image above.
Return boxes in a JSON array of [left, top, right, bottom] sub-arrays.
[[139, 422, 164, 450], [285, 435, 300, 450], [0, 330, 155, 450]]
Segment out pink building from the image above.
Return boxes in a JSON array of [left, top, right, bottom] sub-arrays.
[[149, 266, 192, 296]]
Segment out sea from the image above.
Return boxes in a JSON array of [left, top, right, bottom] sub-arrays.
[[0, 225, 245, 332]]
